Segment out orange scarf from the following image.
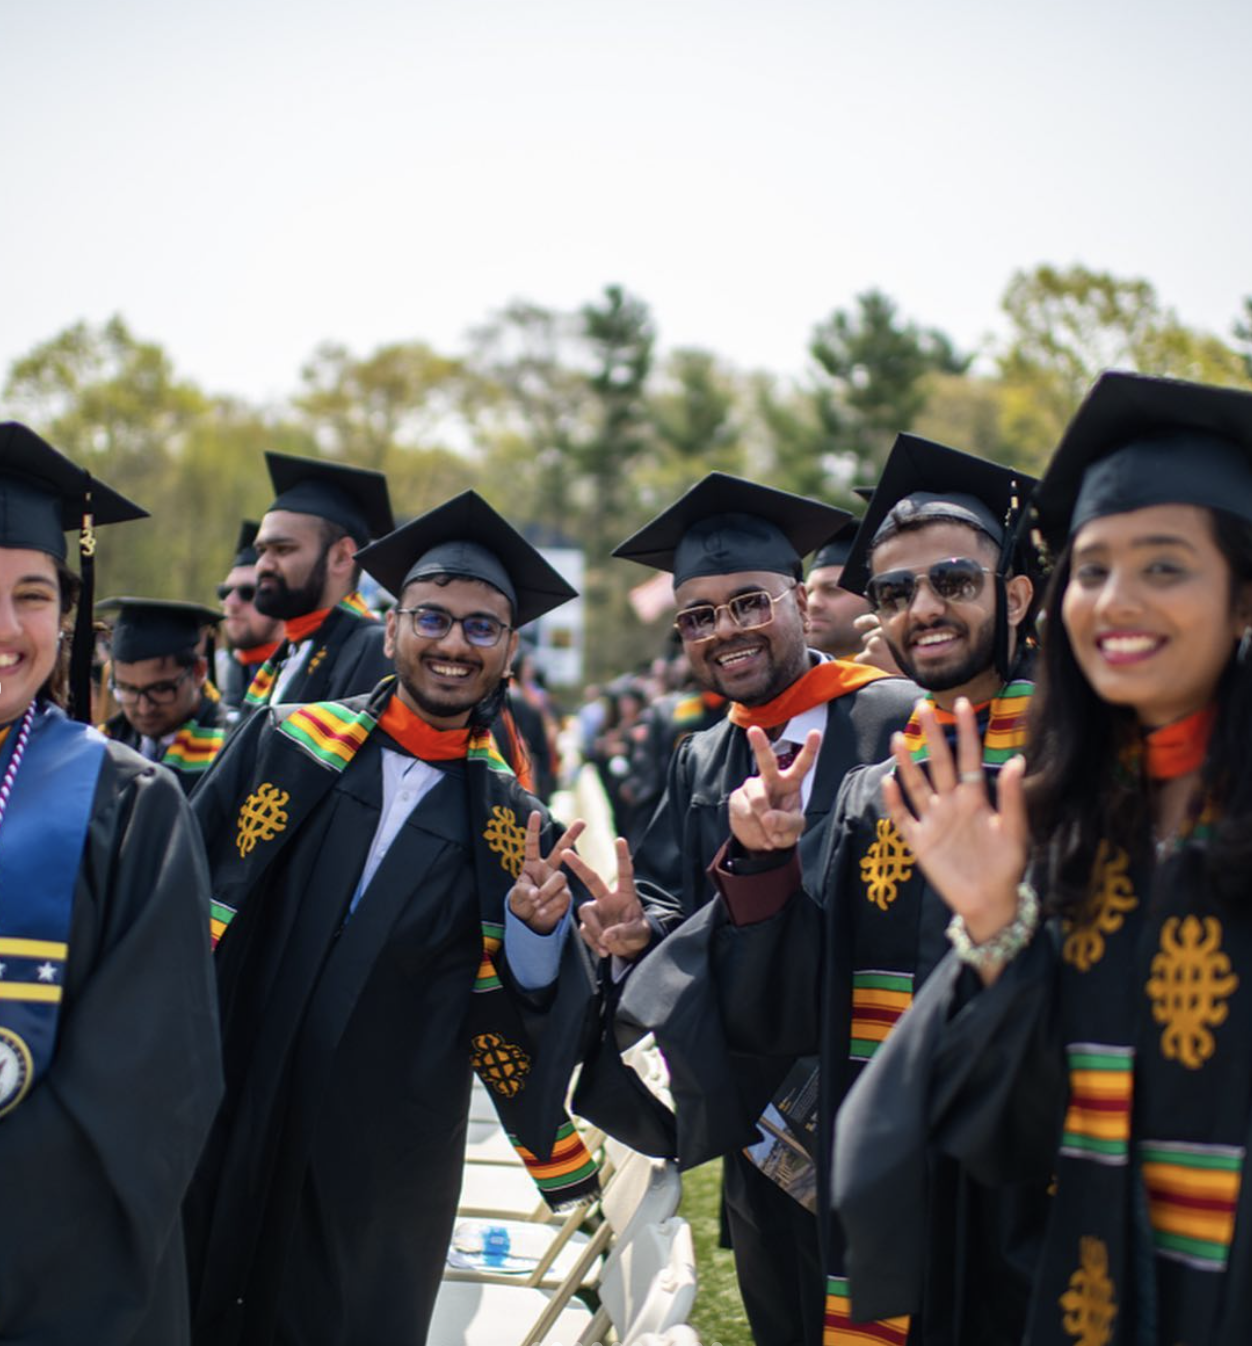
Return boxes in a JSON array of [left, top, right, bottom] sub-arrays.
[[234, 640, 282, 668], [1145, 704, 1216, 781], [378, 694, 471, 761], [283, 607, 331, 644], [727, 659, 891, 731]]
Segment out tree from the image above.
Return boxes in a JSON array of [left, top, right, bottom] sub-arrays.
[[809, 289, 970, 469], [1232, 297, 1252, 379]]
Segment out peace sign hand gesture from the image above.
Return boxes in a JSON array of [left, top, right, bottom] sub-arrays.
[[882, 698, 1029, 948], [728, 726, 823, 854], [507, 811, 586, 935], [567, 840, 652, 962]]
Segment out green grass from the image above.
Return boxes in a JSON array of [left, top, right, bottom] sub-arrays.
[[678, 1161, 753, 1346]]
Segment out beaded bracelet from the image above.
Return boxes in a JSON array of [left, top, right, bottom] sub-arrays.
[[945, 880, 1040, 971]]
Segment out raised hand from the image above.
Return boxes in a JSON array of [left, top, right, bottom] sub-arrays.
[[567, 840, 652, 962], [851, 612, 901, 675], [507, 812, 586, 935], [881, 698, 1029, 945], [728, 726, 823, 853]]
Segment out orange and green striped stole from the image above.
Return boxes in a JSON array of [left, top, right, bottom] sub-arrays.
[[162, 722, 227, 775], [475, 921, 504, 993], [277, 702, 378, 771], [824, 1276, 910, 1344], [510, 1118, 601, 1205], [242, 591, 376, 708], [1060, 1043, 1133, 1166], [467, 728, 514, 776], [849, 971, 914, 1062], [1140, 1140, 1244, 1271], [900, 678, 1033, 767], [210, 900, 235, 951]]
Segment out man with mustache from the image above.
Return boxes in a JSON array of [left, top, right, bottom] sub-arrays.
[[215, 521, 282, 714], [241, 454, 394, 713]]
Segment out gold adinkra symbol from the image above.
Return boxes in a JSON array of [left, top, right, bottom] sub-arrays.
[[860, 817, 915, 912], [1145, 915, 1238, 1069], [1059, 1236, 1117, 1346], [484, 806, 527, 878], [470, 1032, 532, 1097], [236, 782, 291, 858]]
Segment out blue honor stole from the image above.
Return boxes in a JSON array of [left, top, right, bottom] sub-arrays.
[[0, 706, 106, 1117]]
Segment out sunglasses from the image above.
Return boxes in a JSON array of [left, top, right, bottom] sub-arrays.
[[865, 557, 992, 615], [394, 605, 512, 648], [217, 583, 257, 603], [674, 584, 796, 643]]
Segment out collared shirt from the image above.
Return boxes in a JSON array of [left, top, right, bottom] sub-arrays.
[[349, 749, 446, 914], [270, 639, 314, 703], [772, 700, 827, 814], [139, 731, 178, 763]]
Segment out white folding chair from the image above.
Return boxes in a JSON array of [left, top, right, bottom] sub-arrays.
[[596, 1217, 696, 1343], [629, 1327, 702, 1346]]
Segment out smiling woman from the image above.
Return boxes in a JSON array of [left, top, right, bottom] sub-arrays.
[[0, 423, 222, 1346], [835, 373, 1252, 1346]]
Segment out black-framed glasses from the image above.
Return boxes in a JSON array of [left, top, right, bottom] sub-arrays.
[[216, 583, 257, 603], [674, 584, 796, 643], [110, 667, 194, 707], [865, 557, 992, 615], [394, 605, 512, 648]]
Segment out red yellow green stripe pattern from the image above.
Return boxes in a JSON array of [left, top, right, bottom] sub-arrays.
[[210, 901, 236, 950], [278, 703, 377, 771], [163, 723, 227, 773], [337, 590, 376, 620], [850, 971, 914, 1062], [1060, 1043, 1133, 1165], [1140, 1140, 1244, 1271], [243, 660, 277, 708], [475, 922, 504, 993], [901, 679, 1033, 766], [510, 1119, 601, 1199], [824, 1276, 910, 1344], [467, 728, 514, 777]]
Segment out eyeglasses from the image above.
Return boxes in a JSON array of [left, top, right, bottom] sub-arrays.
[[216, 583, 257, 603], [110, 667, 194, 707], [674, 584, 796, 643], [394, 605, 513, 648], [865, 558, 992, 615]]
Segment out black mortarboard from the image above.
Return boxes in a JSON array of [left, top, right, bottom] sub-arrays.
[[233, 520, 260, 568], [840, 435, 1038, 598], [97, 598, 222, 664], [612, 472, 851, 586], [810, 517, 862, 571], [264, 452, 394, 544], [1033, 371, 1252, 551], [355, 491, 577, 627], [0, 422, 148, 721]]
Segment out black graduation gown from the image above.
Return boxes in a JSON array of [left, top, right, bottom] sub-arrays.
[[185, 697, 595, 1346], [0, 739, 224, 1346], [619, 675, 917, 1346], [104, 691, 230, 794], [257, 607, 392, 709]]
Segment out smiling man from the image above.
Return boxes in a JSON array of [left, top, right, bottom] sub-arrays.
[[621, 438, 1049, 1345], [572, 472, 917, 1346], [99, 596, 230, 793], [185, 491, 596, 1346], [241, 453, 394, 713]]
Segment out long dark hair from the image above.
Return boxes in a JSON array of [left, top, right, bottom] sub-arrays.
[[1024, 509, 1252, 914], [37, 560, 82, 709]]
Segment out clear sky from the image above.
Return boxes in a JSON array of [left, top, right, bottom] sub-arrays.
[[3, 0, 1248, 406]]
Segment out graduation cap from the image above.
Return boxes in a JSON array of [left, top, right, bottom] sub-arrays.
[[612, 472, 851, 586], [232, 520, 260, 568], [355, 491, 577, 627], [1033, 370, 1252, 552], [839, 435, 1038, 598], [810, 517, 862, 572], [96, 597, 222, 665], [264, 452, 394, 544], [839, 434, 1038, 680], [0, 422, 148, 721]]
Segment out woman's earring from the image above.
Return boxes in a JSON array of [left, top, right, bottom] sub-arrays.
[[1239, 627, 1252, 666]]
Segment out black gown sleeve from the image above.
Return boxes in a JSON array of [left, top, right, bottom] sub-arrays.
[[0, 751, 224, 1345]]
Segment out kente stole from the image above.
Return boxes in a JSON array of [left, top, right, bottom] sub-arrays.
[[0, 706, 106, 1117], [212, 687, 601, 1210], [1032, 810, 1252, 1345], [243, 591, 376, 709], [824, 677, 1035, 1343]]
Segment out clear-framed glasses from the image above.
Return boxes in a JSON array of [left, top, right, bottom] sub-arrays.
[[394, 605, 512, 648], [110, 667, 194, 706], [674, 584, 797, 643], [865, 557, 992, 615]]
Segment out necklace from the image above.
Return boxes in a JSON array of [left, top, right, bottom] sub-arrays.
[[0, 705, 35, 831]]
